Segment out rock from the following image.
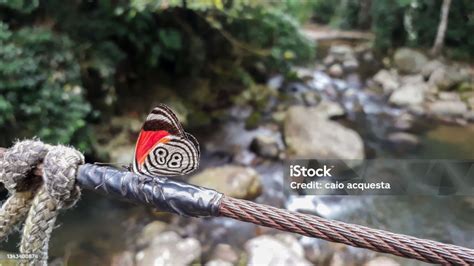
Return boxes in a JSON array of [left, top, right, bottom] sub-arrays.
[[428, 101, 468, 116], [468, 97, 474, 110], [136, 231, 201, 266], [274, 234, 305, 257], [245, 234, 311, 266], [329, 253, 348, 266], [428, 66, 469, 90], [400, 74, 424, 86], [387, 132, 420, 153], [267, 75, 284, 90], [342, 59, 359, 72], [189, 165, 262, 199], [393, 48, 428, 74], [302, 91, 320, 106], [389, 84, 426, 106], [464, 111, 474, 122], [136, 221, 168, 247], [209, 244, 239, 264], [323, 55, 336, 66], [373, 69, 399, 93], [392, 113, 415, 131], [421, 60, 444, 78], [364, 256, 400, 266], [233, 149, 258, 166], [284, 106, 364, 167], [327, 45, 359, 72], [408, 105, 426, 116], [205, 259, 233, 266], [302, 239, 372, 265], [328, 64, 344, 78], [329, 45, 355, 62], [272, 111, 287, 124], [438, 92, 460, 101], [362, 50, 375, 62], [111, 251, 134, 266], [314, 100, 346, 119], [292, 67, 314, 81], [250, 135, 280, 159]]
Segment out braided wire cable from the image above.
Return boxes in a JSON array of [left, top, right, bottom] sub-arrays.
[[2, 144, 474, 265], [219, 196, 474, 265]]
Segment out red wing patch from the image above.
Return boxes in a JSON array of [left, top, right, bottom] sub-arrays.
[[135, 130, 169, 165]]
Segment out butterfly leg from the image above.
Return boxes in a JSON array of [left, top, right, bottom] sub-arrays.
[[137, 174, 152, 204]]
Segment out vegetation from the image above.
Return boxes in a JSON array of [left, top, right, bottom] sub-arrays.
[[0, 23, 91, 150], [310, 0, 474, 57], [0, 0, 315, 151], [0, 0, 472, 153]]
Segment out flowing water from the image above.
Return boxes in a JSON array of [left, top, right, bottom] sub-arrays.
[[1, 66, 472, 265], [194, 68, 474, 264]]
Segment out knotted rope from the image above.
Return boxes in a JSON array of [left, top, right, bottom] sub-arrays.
[[1, 140, 473, 265], [0, 140, 83, 265]]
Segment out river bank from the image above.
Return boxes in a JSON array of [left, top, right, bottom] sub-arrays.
[[3, 38, 472, 266]]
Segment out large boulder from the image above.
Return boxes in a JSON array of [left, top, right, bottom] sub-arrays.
[[136, 231, 201, 266], [284, 106, 364, 165], [373, 69, 399, 93], [421, 60, 445, 78], [389, 83, 427, 106], [245, 234, 311, 266], [428, 66, 469, 90], [393, 48, 428, 74], [189, 165, 262, 199], [428, 101, 468, 116]]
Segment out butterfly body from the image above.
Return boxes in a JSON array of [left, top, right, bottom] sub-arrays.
[[132, 104, 200, 177]]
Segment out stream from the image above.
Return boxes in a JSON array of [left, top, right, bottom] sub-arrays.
[[2, 57, 473, 266]]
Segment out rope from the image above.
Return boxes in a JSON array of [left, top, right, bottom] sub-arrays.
[[219, 196, 474, 265], [1, 140, 474, 265], [0, 140, 83, 265]]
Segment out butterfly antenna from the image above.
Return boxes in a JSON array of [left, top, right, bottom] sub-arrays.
[[94, 162, 133, 171]]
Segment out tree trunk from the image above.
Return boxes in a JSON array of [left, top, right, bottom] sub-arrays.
[[357, 0, 372, 30], [431, 0, 452, 56]]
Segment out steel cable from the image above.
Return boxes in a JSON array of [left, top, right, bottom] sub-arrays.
[[1, 145, 473, 265], [219, 196, 474, 265]]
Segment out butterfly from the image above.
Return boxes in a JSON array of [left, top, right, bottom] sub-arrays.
[[132, 104, 200, 177]]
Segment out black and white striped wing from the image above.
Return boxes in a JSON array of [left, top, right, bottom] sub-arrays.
[[132, 104, 200, 177]]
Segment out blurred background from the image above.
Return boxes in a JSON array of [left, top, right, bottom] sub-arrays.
[[0, 0, 473, 265]]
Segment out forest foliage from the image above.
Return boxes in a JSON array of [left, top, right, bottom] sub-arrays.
[[310, 0, 474, 57], [0, 0, 472, 152], [0, 0, 314, 150]]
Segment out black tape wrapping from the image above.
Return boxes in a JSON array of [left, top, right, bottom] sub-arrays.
[[76, 164, 223, 217]]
